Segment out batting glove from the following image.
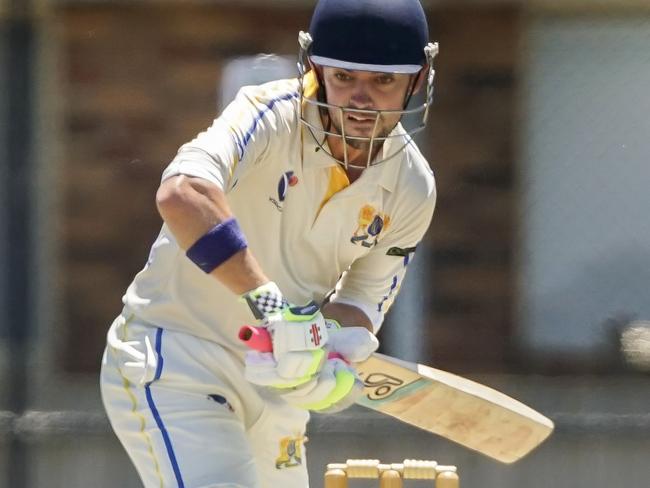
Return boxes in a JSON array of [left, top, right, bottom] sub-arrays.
[[241, 318, 378, 413], [241, 282, 330, 388], [324, 319, 379, 363], [285, 320, 378, 413], [278, 356, 365, 413], [281, 320, 377, 413]]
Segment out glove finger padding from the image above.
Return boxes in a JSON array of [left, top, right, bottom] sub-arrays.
[[281, 358, 363, 413], [326, 326, 379, 363], [244, 350, 324, 388], [315, 376, 364, 414], [279, 361, 337, 404], [276, 348, 325, 380]]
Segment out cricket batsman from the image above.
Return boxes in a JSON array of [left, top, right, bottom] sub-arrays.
[[100, 0, 438, 486]]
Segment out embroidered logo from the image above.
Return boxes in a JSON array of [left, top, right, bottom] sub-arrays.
[[351, 204, 390, 248], [275, 436, 305, 469], [278, 171, 298, 201], [270, 171, 299, 212]]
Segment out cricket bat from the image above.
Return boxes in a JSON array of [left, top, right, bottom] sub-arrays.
[[239, 325, 554, 463]]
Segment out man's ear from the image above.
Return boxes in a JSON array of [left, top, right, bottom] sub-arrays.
[[412, 64, 429, 94]]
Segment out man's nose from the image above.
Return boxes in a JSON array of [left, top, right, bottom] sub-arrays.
[[349, 82, 373, 109]]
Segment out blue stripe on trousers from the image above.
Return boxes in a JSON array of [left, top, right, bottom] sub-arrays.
[[145, 328, 185, 488]]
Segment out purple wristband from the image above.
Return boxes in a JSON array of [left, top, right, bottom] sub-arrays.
[[186, 218, 248, 273]]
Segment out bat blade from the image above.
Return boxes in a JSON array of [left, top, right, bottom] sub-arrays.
[[238, 325, 554, 463], [356, 353, 554, 463]]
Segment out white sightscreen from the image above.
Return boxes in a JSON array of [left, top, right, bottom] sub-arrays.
[[518, 17, 650, 354]]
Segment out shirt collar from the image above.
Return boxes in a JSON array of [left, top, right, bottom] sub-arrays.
[[372, 123, 407, 193], [301, 100, 340, 169], [300, 96, 406, 193]]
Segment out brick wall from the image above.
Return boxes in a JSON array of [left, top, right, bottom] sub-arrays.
[[56, 3, 520, 372], [422, 7, 521, 371]]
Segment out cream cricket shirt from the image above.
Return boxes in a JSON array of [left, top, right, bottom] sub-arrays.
[[122, 76, 436, 356]]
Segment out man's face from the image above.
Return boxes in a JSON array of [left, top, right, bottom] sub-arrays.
[[320, 66, 416, 150]]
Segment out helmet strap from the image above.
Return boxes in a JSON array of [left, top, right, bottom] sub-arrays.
[[402, 71, 421, 110], [312, 66, 333, 134]]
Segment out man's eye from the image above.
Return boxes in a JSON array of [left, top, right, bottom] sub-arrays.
[[376, 76, 394, 84], [335, 72, 352, 81]]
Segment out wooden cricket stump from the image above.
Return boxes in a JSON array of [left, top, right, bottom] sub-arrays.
[[324, 459, 460, 488]]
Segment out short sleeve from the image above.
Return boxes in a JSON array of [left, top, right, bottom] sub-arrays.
[[162, 82, 299, 191], [330, 182, 436, 333]]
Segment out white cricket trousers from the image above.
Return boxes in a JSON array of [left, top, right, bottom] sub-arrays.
[[100, 314, 311, 488]]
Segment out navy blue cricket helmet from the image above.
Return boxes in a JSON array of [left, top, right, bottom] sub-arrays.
[[297, 0, 439, 169], [309, 0, 429, 74]]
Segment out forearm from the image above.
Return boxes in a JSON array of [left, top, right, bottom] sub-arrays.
[[156, 175, 268, 294], [321, 301, 373, 332]]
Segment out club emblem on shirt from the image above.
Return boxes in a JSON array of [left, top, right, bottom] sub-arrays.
[[270, 171, 299, 211], [275, 436, 305, 469], [351, 204, 390, 248]]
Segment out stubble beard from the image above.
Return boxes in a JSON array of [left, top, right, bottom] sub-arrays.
[[328, 112, 394, 152]]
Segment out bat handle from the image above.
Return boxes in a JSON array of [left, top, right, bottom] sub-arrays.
[[238, 325, 346, 361], [238, 325, 273, 353]]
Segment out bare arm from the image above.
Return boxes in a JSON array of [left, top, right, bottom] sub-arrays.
[[321, 301, 374, 332], [156, 174, 268, 294], [157, 175, 379, 329]]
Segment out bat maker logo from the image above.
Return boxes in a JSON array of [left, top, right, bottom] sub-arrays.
[[310, 323, 322, 347], [269, 170, 298, 212], [359, 371, 407, 401]]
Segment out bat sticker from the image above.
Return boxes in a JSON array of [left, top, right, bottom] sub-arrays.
[[358, 370, 426, 404], [361, 372, 405, 399]]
